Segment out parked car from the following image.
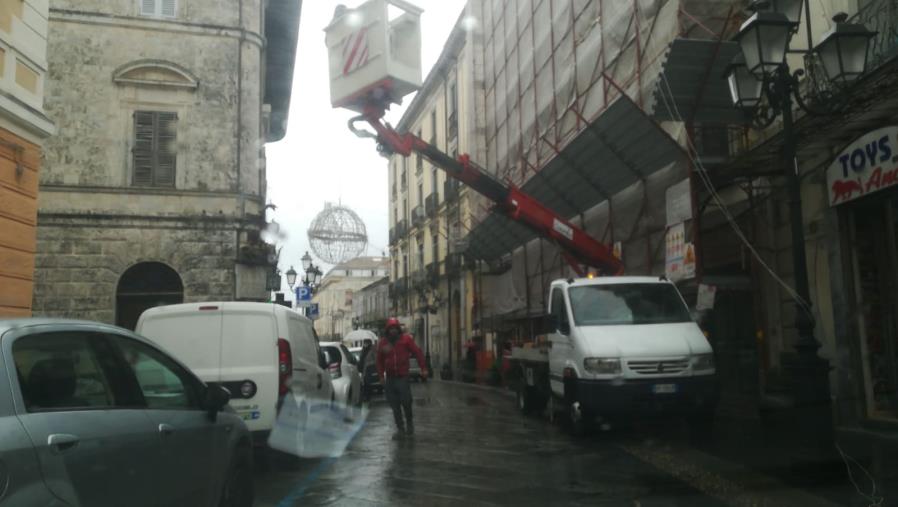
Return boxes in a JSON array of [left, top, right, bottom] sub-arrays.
[[0, 318, 253, 507], [320, 342, 362, 409], [136, 302, 334, 448], [343, 328, 377, 349]]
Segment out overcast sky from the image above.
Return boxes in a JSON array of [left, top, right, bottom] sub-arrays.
[[267, 0, 466, 295]]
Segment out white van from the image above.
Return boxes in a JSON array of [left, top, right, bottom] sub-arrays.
[[514, 276, 718, 434], [135, 302, 334, 441]]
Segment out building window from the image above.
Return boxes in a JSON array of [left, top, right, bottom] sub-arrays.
[[430, 109, 437, 145], [140, 0, 176, 17], [416, 129, 423, 173], [431, 166, 438, 196], [132, 111, 177, 187], [417, 183, 423, 207], [432, 234, 439, 264]]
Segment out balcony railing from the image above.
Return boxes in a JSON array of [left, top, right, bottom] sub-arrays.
[[447, 110, 458, 141], [395, 219, 408, 239], [804, 0, 898, 96], [425, 193, 438, 217], [411, 205, 426, 227], [426, 261, 440, 284]]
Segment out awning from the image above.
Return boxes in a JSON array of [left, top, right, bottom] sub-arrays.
[[651, 38, 744, 125], [466, 95, 687, 262]]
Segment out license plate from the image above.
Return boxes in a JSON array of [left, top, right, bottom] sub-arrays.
[[652, 383, 678, 394]]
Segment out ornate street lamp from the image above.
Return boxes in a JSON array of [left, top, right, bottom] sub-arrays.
[[725, 54, 764, 110], [301, 251, 313, 272], [285, 266, 297, 289], [725, 4, 875, 440], [768, 0, 804, 27], [814, 13, 875, 85], [735, 10, 796, 77]]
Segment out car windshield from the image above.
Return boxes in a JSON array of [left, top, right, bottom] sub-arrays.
[[568, 284, 691, 326]]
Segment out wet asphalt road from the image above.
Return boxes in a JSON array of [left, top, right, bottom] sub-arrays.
[[254, 381, 840, 507]]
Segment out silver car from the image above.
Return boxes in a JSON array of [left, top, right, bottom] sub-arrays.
[[0, 319, 254, 507]]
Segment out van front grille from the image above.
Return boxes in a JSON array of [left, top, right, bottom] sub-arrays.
[[627, 358, 689, 375]]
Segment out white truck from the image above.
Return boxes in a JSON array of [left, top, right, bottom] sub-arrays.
[[512, 276, 718, 435]]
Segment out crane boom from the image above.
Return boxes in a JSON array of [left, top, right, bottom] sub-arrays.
[[350, 105, 624, 276]]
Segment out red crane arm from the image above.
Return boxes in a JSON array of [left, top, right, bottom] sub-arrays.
[[351, 106, 624, 276]]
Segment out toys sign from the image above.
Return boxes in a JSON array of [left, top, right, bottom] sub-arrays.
[[827, 126, 898, 206]]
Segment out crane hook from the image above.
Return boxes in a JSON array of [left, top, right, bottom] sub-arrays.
[[348, 115, 378, 139]]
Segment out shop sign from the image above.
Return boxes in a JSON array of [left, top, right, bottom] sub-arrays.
[[666, 178, 693, 226], [665, 223, 694, 281], [827, 126, 898, 206]]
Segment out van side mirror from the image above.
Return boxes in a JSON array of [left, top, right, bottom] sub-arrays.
[[559, 319, 571, 336], [204, 384, 230, 422]]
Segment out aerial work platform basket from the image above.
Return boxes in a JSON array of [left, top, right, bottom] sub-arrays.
[[324, 0, 423, 112]]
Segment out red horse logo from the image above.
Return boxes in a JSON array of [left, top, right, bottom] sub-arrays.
[[832, 179, 864, 204]]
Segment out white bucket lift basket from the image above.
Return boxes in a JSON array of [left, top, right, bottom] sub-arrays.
[[325, 0, 423, 112]]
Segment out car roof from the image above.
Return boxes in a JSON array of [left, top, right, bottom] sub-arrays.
[[0, 318, 153, 344], [555, 276, 673, 288]]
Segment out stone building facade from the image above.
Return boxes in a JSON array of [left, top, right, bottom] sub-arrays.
[[0, 0, 55, 317], [312, 257, 390, 341], [33, 0, 301, 328]]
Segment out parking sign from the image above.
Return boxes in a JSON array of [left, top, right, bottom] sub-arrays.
[[295, 285, 311, 307], [309, 303, 319, 320]]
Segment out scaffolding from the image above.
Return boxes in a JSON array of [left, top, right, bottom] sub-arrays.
[[466, 0, 741, 330]]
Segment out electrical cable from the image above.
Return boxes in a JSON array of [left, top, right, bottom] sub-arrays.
[[657, 73, 815, 321]]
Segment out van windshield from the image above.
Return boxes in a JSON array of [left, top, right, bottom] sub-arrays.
[[568, 283, 691, 326]]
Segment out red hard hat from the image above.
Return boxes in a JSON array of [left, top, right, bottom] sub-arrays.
[[385, 317, 401, 331]]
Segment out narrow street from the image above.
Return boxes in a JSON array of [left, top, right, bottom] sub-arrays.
[[255, 381, 842, 506]]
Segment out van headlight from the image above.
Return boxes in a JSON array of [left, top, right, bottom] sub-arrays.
[[583, 358, 621, 375], [692, 353, 715, 371]]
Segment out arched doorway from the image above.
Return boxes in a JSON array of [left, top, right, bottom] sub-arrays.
[[116, 262, 184, 330]]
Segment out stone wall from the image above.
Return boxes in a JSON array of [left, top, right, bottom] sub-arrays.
[[33, 0, 273, 319], [33, 215, 238, 323]]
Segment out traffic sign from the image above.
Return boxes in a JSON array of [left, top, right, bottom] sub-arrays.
[[295, 285, 312, 307], [309, 303, 319, 320]]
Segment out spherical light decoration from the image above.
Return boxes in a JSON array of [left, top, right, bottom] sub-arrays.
[[307, 203, 368, 265]]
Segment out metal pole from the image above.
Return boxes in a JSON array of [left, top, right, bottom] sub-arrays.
[[776, 65, 831, 413]]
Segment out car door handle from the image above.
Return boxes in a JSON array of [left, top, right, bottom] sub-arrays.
[[158, 423, 175, 437], [47, 433, 79, 453]]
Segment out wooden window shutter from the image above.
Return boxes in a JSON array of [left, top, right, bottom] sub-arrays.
[[140, 0, 157, 16], [132, 111, 178, 187], [161, 0, 176, 17], [133, 111, 155, 186], [155, 112, 177, 186]]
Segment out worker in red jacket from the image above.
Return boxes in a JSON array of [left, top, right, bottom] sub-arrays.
[[376, 317, 427, 439]]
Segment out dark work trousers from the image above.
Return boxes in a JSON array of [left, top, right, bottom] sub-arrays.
[[384, 376, 413, 431]]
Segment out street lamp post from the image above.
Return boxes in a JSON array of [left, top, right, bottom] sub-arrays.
[[296, 251, 324, 317], [725, 1, 874, 435]]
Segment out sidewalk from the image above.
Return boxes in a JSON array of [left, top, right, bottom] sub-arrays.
[[441, 379, 868, 506]]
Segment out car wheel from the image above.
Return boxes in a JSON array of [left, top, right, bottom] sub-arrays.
[[220, 444, 253, 507]]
